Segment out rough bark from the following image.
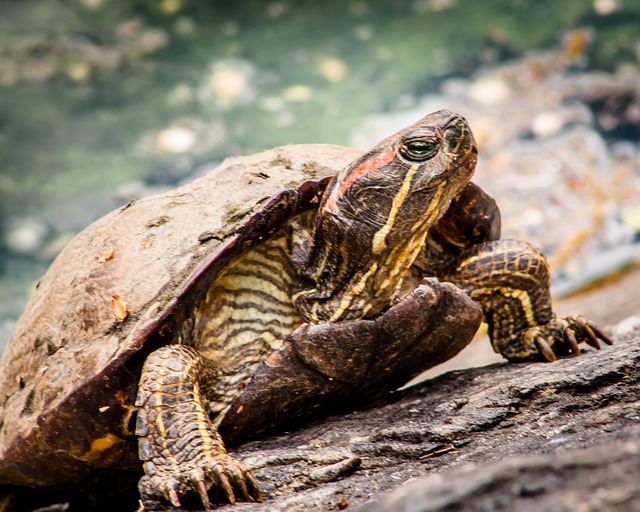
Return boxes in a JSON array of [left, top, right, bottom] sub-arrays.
[[208, 319, 640, 512]]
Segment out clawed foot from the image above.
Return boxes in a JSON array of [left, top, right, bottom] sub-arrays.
[[518, 315, 613, 362], [138, 453, 262, 511]]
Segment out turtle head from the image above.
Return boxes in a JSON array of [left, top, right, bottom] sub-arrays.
[[295, 110, 478, 322], [320, 110, 477, 248]]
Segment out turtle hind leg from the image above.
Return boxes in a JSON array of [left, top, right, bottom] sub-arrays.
[[135, 345, 262, 511]]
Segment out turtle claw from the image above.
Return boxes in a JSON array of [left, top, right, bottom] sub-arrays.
[[194, 476, 211, 512], [543, 315, 613, 361], [231, 470, 251, 502], [534, 336, 556, 362], [245, 471, 263, 502], [587, 319, 614, 346], [583, 323, 601, 349], [167, 487, 181, 509], [138, 475, 183, 511], [564, 328, 581, 357], [213, 466, 236, 504], [205, 453, 263, 505], [568, 315, 614, 351]]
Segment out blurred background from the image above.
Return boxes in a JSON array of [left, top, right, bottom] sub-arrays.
[[1, 0, 640, 352]]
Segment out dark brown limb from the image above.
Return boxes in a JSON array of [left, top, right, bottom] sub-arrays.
[[443, 239, 555, 360], [442, 239, 612, 362], [432, 182, 501, 248], [219, 279, 482, 445]]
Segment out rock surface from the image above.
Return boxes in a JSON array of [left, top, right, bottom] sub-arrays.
[[360, 439, 640, 512], [206, 321, 640, 512]]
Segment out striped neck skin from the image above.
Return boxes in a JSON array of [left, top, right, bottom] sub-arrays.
[[292, 110, 478, 324]]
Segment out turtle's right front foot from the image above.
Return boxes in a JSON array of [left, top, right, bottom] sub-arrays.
[[136, 345, 262, 511], [500, 316, 613, 362]]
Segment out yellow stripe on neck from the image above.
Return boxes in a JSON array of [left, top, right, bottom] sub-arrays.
[[371, 163, 420, 255], [328, 261, 379, 322]]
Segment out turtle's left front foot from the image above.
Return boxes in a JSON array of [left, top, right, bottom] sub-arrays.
[[136, 345, 263, 511], [138, 452, 262, 511], [507, 316, 613, 362]]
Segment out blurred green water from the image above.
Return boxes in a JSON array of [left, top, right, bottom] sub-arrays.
[[0, 0, 639, 347]]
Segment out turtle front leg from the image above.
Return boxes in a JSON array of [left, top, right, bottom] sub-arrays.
[[218, 278, 482, 443], [445, 239, 613, 361], [135, 345, 262, 511]]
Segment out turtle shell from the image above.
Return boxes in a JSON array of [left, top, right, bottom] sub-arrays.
[[0, 144, 361, 489]]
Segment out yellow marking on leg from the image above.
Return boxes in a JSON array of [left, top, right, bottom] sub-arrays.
[[371, 164, 420, 254], [154, 392, 167, 438], [152, 389, 180, 474], [192, 381, 215, 460], [151, 357, 212, 471], [505, 288, 536, 326], [458, 247, 498, 268], [460, 254, 479, 267], [470, 269, 540, 285], [471, 286, 537, 326]]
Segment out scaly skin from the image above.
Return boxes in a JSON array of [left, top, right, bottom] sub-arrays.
[[444, 239, 612, 361], [135, 346, 261, 511]]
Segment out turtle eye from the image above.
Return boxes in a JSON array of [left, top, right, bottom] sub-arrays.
[[399, 139, 439, 162]]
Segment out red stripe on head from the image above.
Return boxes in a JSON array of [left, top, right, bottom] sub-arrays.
[[323, 150, 396, 213]]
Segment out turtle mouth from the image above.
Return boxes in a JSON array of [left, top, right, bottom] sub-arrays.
[[451, 143, 478, 170]]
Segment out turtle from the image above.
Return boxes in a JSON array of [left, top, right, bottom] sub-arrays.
[[0, 110, 612, 511]]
